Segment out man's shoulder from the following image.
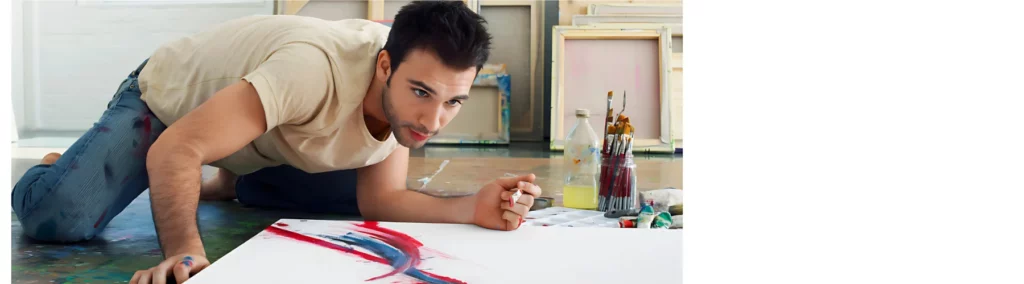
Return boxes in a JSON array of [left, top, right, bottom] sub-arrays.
[[326, 18, 392, 42]]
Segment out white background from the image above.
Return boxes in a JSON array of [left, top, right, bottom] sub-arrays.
[[4, 0, 1024, 283]]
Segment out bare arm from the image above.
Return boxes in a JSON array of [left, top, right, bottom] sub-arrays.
[[356, 146, 475, 224], [146, 81, 267, 257]]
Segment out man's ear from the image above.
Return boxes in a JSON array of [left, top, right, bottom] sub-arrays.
[[376, 50, 392, 82]]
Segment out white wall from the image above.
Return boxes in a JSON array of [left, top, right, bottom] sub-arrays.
[[13, 0, 25, 135], [16, 0, 274, 132]]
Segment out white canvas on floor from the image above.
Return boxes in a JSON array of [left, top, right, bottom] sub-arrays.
[[188, 219, 682, 284]]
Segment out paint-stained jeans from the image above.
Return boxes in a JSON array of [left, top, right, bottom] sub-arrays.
[[12, 60, 361, 243], [12, 60, 166, 243]]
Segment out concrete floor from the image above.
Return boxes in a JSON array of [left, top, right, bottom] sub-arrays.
[[10, 139, 682, 283]]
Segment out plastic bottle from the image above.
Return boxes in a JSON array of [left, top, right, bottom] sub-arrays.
[[563, 109, 600, 210]]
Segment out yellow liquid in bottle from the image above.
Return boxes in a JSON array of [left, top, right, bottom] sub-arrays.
[[563, 185, 598, 210]]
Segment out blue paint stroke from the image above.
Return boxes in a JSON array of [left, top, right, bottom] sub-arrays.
[[319, 233, 450, 284]]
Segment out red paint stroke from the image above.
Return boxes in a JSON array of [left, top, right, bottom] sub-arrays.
[[264, 225, 387, 264], [351, 221, 423, 281], [266, 222, 464, 283], [93, 208, 109, 228], [275, 222, 289, 227]]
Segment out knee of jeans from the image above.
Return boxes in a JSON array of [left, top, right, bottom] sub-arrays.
[[12, 172, 99, 243], [17, 209, 100, 243], [11, 165, 54, 217]]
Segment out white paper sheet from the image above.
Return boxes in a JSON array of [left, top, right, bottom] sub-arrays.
[[188, 219, 682, 284]]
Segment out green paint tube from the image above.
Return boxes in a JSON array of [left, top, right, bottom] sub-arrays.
[[651, 212, 673, 229]]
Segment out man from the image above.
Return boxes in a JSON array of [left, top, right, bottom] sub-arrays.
[[11, 1, 542, 283]]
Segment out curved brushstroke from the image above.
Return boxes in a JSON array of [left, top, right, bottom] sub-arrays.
[[319, 233, 462, 284], [264, 226, 387, 264], [350, 221, 423, 280], [265, 223, 466, 284]]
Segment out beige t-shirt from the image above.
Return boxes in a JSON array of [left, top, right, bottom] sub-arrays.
[[138, 15, 398, 175]]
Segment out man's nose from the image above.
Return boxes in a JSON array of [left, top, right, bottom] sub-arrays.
[[419, 104, 444, 133]]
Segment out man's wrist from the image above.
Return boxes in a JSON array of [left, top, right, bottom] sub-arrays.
[[167, 245, 206, 258], [454, 194, 477, 224]]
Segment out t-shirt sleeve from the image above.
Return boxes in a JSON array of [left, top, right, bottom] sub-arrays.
[[242, 43, 333, 132]]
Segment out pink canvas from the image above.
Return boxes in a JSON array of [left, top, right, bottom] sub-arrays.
[[562, 39, 662, 140]]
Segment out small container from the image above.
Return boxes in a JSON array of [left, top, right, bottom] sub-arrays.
[[599, 150, 638, 212]]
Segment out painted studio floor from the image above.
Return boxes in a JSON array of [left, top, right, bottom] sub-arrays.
[[10, 141, 682, 283]]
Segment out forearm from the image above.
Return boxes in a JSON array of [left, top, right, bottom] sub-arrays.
[[146, 144, 205, 258], [359, 189, 475, 224]]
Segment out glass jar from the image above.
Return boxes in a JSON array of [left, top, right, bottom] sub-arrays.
[[599, 152, 638, 212]]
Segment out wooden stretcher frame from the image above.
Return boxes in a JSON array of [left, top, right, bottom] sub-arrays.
[[549, 26, 675, 153], [587, 3, 683, 17], [571, 23, 682, 150], [478, 0, 542, 140], [672, 51, 682, 152], [572, 15, 682, 36], [428, 64, 512, 145], [275, 0, 309, 15]]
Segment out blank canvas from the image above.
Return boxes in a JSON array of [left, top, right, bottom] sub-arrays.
[[438, 86, 501, 141], [188, 219, 682, 283], [561, 39, 662, 140], [481, 5, 536, 138]]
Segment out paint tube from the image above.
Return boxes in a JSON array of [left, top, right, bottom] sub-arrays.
[[669, 204, 683, 216], [618, 216, 638, 228], [636, 204, 656, 229], [639, 188, 683, 213], [510, 189, 522, 208], [651, 212, 673, 229], [670, 215, 683, 229]]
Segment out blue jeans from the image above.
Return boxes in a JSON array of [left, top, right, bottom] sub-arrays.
[[11, 60, 360, 243]]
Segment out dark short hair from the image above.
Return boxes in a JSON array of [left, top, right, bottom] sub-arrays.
[[382, 0, 492, 78]]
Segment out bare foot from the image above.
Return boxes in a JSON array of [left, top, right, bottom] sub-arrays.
[[200, 168, 238, 201], [41, 152, 62, 165]]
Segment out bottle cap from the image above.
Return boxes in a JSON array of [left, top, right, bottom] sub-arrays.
[[575, 109, 590, 118]]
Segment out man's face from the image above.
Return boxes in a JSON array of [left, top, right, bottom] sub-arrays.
[[380, 49, 477, 149]]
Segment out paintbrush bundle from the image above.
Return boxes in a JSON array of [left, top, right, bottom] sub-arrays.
[[598, 91, 638, 212]]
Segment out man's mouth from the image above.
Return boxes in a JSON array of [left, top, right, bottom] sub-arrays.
[[409, 129, 430, 141]]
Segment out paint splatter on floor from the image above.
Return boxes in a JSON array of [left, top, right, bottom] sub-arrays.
[[10, 192, 356, 283]]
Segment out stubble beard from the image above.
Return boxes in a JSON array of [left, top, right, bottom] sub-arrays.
[[381, 84, 428, 149]]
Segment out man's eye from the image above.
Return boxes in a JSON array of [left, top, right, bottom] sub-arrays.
[[414, 89, 429, 97], [446, 100, 462, 106]]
